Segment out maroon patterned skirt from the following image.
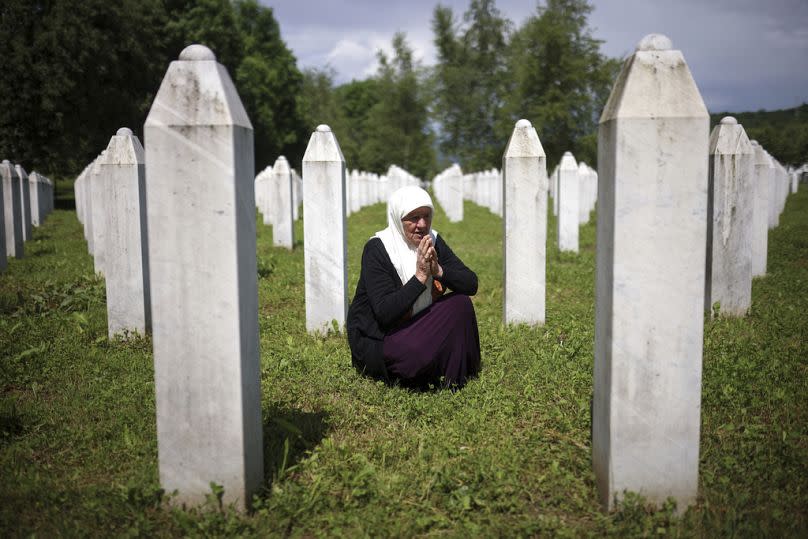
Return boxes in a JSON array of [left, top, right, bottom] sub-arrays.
[[382, 293, 481, 388]]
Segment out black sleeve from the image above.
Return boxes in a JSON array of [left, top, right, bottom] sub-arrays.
[[362, 239, 427, 328], [435, 235, 478, 296]]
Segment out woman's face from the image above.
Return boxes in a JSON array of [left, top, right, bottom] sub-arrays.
[[401, 206, 432, 248]]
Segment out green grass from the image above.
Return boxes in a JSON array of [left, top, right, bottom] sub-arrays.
[[1, 183, 806, 537]]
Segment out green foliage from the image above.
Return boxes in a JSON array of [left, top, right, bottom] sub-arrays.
[[431, 1, 511, 171], [0, 0, 167, 174], [334, 78, 381, 169], [0, 0, 305, 176], [501, 0, 619, 168], [1, 181, 806, 536], [359, 33, 436, 179], [710, 104, 808, 167]]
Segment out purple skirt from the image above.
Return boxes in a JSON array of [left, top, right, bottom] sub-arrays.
[[382, 293, 481, 388]]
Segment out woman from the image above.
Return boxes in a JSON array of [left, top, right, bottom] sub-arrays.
[[347, 185, 481, 389]]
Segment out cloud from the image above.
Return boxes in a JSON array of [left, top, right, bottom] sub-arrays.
[[267, 0, 808, 111]]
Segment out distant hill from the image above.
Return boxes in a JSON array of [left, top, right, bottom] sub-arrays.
[[709, 104, 808, 167]]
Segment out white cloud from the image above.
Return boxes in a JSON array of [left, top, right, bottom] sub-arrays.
[[269, 0, 808, 111]]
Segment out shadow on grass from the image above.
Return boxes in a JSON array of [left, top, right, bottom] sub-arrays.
[[262, 406, 331, 485], [30, 247, 56, 257], [0, 398, 26, 446]]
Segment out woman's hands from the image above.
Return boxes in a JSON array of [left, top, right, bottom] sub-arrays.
[[415, 235, 443, 285]]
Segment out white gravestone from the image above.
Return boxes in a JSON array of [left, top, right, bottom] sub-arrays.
[[1, 160, 23, 258], [444, 165, 464, 222], [502, 119, 547, 325], [15, 165, 32, 242], [302, 125, 348, 334], [0, 170, 5, 271], [766, 150, 777, 230], [553, 165, 560, 217], [578, 162, 591, 225], [101, 128, 151, 338], [557, 151, 579, 253], [270, 155, 294, 248], [750, 141, 770, 278], [593, 34, 709, 512], [28, 172, 41, 226], [85, 160, 97, 254], [144, 44, 263, 510], [705, 117, 754, 317], [91, 151, 109, 275]]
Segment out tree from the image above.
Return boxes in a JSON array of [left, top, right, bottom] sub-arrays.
[[0, 0, 305, 176], [501, 0, 618, 167], [360, 33, 435, 179], [0, 0, 167, 174], [431, 1, 510, 171], [334, 78, 380, 170], [299, 67, 357, 165]]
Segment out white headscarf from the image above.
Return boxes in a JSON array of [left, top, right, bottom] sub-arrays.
[[374, 185, 438, 316]]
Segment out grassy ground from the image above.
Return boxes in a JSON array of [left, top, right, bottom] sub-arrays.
[[1, 181, 806, 537]]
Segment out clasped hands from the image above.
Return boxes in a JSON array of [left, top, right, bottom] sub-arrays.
[[415, 235, 443, 285]]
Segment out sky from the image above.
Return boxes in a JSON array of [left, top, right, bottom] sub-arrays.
[[267, 0, 808, 113]]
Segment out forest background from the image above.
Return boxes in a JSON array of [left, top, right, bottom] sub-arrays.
[[1, 0, 806, 181]]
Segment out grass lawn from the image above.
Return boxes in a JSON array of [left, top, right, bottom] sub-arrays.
[[1, 181, 806, 537]]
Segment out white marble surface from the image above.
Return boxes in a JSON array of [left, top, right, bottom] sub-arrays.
[[1, 160, 23, 258], [28, 172, 41, 226], [271, 156, 294, 248], [594, 34, 709, 512], [302, 125, 348, 334], [552, 166, 560, 217], [706, 117, 754, 317], [557, 151, 579, 253], [14, 165, 31, 242], [101, 128, 151, 338], [502, 119, 547, 325], [434, 164, 464, 222], [751, 141, 771, 277], [144, 44, 263, 511], [90, 151, 108, 276], [766, 150, 778, 230], [0, 167, 5, 270]]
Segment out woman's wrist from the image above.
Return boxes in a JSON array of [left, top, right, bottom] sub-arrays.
[[415, 270, 429, 285]]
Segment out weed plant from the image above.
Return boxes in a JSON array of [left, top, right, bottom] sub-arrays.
[[0, 181, 806, 537]]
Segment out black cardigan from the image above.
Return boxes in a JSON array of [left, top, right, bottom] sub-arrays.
[[347, 235, 478, 381]]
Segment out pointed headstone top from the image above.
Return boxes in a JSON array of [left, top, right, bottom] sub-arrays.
[[503, 120, 544, 158], [179, 44, 216, 61], [560, 151, 578, 170], [316, 124, 331, 132], [720, 116, 737, 125], [117, 127, 133, 136], [636, 33, 673, 51]]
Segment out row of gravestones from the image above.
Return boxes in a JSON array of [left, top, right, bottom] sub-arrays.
[[64, 36, 806, 512], [346, 165, 420, 216], [253, 159, 420, 250], [0, 161, 54, 271], [254, 158, 302, 249], [456, 156, 600, 252], [432, 164, 464, 222], [551, 155, 598, 252], [463, 168, 503, 217]]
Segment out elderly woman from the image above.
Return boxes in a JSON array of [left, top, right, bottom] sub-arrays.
[[347, 185, 481, 389]]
